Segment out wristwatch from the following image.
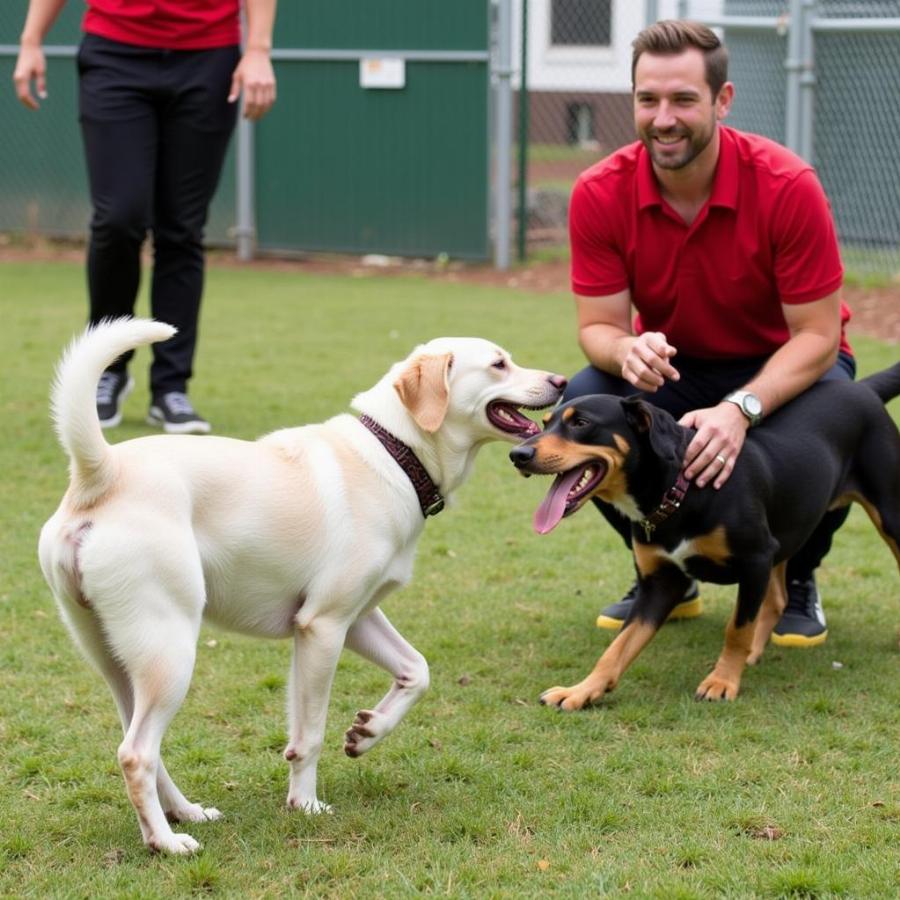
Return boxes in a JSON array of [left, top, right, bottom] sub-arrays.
[[724, 390, 763, 426]]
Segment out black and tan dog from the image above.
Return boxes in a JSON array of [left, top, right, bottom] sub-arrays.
[[509, 363, 900, 709]]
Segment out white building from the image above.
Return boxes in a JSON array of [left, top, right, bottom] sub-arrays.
[[514, 0, 713, 148]]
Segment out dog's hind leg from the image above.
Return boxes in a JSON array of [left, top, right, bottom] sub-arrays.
[[342, 608, 430, 758], [58, 600, 217, 827], [843, 419, 900, 573], [76, 561, 206, 857], [853, 491, 900, 573], [113, 616, 203, 854], [156, 763, 221, 825]]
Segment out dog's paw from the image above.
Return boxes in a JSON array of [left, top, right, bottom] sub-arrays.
[[287, 795, 333, 815], [540, 672, 615, 710], [539, 685, 591, 711], [147, 831, 201, 855], [343, 709, 386, 757], [166, 803, 222, 824], [694, 674, 740, 702]]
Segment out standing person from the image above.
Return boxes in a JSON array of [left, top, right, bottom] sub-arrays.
[[565, 20, 853, 647], [14, 0, 277, 433]]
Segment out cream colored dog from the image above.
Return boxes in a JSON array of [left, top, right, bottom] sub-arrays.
[[39, 318, 565, 854]]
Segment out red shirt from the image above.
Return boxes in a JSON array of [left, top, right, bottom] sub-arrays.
[[83, 1, 241, 50], [570, 125, 850, 358]]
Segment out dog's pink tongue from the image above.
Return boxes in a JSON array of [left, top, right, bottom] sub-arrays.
[[533, 468, 584, 534]]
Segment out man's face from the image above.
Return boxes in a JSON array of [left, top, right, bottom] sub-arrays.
[[633, 48, 731, 171]]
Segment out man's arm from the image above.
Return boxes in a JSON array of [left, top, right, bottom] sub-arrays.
[[680, 289, 842, 488], [228, 0, 277, 120], [12, 0, 68, 110], [575, 290, 680, 392], [742, 289, 841, 413]]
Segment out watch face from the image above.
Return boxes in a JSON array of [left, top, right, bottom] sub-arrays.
[[744, 394, 763, 417]]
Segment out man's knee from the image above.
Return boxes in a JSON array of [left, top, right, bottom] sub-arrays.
[[562, 365, 629, 403], [91, 199, 148, 247]]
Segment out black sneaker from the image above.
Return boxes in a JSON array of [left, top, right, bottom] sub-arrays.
[[771, 576, 827, 647], [96, 371, 133, 429], [596, 579, 702, 630], [147, 392, 211, 435]]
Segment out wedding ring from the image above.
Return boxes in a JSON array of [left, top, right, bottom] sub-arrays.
[[715, 454, 727, 465]]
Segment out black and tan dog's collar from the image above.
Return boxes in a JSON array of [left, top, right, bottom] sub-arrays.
[[359, 415, 445, 518], [638, 471, 690, 541]]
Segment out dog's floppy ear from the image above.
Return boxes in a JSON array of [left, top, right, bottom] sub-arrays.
[[621, 397, 683, 466], [393, 352, 453, 432]]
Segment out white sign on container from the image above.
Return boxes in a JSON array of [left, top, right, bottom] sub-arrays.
[[360, 57, 406, 90]]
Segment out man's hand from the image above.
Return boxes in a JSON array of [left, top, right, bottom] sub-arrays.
[[228, 48, 276, 120], [621, 331, 680, 392], [13, 43, 47, 110], [679, 402, 750, 489]]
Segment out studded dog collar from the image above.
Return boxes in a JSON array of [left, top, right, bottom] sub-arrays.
[[638, 471, 690, 541], [359, 415, 445, 518]]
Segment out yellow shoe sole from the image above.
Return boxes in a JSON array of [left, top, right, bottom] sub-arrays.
[[770, 629, 828, 648], [596, 595, 703, 630]]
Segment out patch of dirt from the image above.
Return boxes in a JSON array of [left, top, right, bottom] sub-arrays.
[[225, 248, 900, 344], [418, 253, 900, 347], [2, 237, 897, 344]]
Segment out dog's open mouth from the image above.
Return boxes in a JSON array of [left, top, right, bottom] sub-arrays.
[[533, 462, 607, 534], [486, 401, 544, 437]]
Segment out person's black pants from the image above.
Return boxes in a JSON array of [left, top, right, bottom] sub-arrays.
[[562, 351, 857, 584], [78, 33, 240, 396]]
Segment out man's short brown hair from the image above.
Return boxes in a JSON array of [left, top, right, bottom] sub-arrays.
[[632, 20, 729, 98]]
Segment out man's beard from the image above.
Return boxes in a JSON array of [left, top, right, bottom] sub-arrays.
[[640, 118, 716, 170]]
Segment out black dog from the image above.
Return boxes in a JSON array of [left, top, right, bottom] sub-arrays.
[[510, 364, 900, 708]]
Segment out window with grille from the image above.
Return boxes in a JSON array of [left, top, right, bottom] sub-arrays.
[[551, 0, 612, 47]]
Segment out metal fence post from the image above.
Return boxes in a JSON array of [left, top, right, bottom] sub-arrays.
[[235, 117, 255, 261], [517, 0, 529, 263], [799, 0, 817, 162], [494, 0, 514, 270], [784, 0, 816, 160]]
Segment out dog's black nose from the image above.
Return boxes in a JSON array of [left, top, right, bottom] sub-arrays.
[[509, 445, 536, 467]]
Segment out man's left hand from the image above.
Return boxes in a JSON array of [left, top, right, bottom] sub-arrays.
[[679, 403, 750, 489], [228, 49, 276, 120]]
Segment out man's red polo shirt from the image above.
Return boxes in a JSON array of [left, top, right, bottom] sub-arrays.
[[83, 1, 241, 50], [569, 125, 850, 358]]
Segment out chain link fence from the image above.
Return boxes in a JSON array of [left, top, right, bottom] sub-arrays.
[[3, 1, 900, 275], [516, 0, 900, 279], [514, 0, 642, 253]]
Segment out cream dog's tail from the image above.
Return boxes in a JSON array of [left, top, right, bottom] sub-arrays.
[[51, 318, 176, 504]]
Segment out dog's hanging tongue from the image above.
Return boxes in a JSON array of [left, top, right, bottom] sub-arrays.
[[533, 468, 584, 534]]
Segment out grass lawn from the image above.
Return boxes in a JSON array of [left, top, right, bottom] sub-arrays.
[[1, 260, 898, 897]]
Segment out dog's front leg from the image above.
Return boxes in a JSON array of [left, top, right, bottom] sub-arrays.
[[541, 563, 690, 711], [342, 608, 430, 757], [747, 562, 788, 665], [696, 566, 770, 701], [540, 618, 660, 711], [284, 615, 348, 814]]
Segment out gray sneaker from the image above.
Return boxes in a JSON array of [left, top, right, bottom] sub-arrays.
[[96, 371, 134, 429], [147, 392, 211, 435], [771, 576, 828, 647]]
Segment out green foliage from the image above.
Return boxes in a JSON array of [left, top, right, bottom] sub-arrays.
[[1, 261, 898, 896]]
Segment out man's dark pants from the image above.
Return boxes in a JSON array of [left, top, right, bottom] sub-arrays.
[[77, 33, 240, 396], [562, 351, 856, 584]]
